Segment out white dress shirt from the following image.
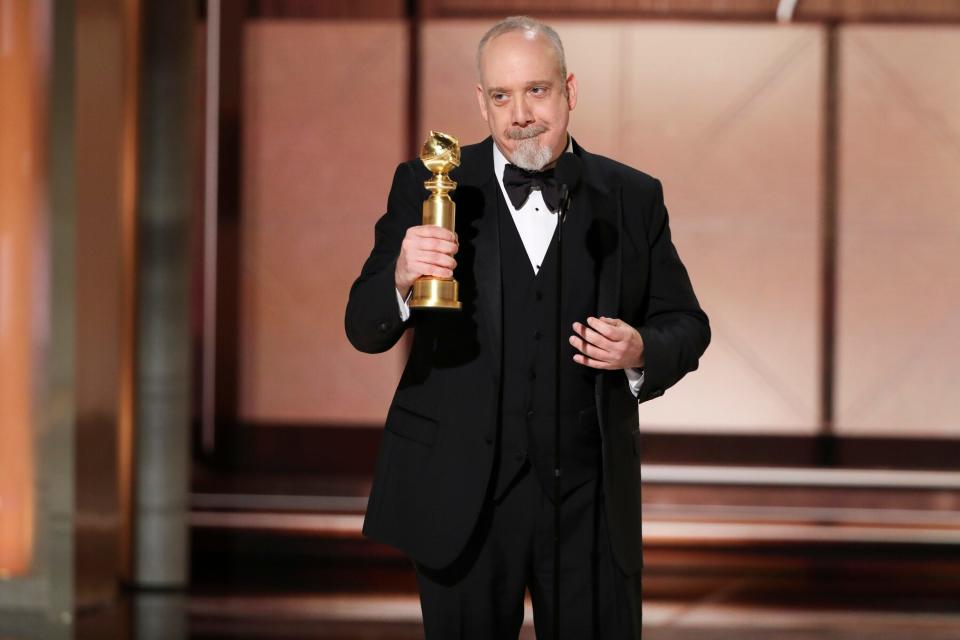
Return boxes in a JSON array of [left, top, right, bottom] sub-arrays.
[[397, 136, 644, 397]]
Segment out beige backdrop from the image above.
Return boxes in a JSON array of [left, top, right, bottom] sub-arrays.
[[836, 26, 960, 438], [238, 21, 408, 425], [235, 19, 959, 438]]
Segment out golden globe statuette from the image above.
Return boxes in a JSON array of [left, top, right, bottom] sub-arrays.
[[410, 130, 462, 310]]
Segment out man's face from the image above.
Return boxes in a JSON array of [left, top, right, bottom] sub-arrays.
[[475, 30, 577, 171]]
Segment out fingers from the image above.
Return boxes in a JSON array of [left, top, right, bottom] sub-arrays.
[[410, 246, 456, 279], [569, 317, 634, 370], [397, 225, 459, 286], [571, 321, 614, 351], [401, 255, 455, 280], [569, 327, 617, 369], [413, 250, 457, 270], [413, 260, 455, 279], [572, 353, 616, 370], [408, 225, 456, 240], [569, 337, 615, 366], [407, 225, 458, 254], [412, 236, 459, 255], [586, 316, 623, 340]]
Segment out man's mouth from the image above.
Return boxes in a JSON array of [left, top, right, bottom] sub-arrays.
[[506, 125, 546, 141]]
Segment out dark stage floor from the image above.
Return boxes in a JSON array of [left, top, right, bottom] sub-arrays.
[[68, 587, 960, 639], [6, 460, 959, 639], [62, 562, 960, 640]]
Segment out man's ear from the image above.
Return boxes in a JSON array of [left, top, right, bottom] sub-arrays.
[[475, 84, 489, 122], [565, 73, 578, 111]]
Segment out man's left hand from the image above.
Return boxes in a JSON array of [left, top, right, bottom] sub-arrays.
[[570, 316, 645, 370]]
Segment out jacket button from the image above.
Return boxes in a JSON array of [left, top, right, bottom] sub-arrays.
[[651, 389, 663, 398], [535, 290, 543, 301], [533, 329, 541, 340], [514, 450, 526, 461], [526, 410, 534, 420], [377, 321, 389, 333], [529, 369, 536, 380]]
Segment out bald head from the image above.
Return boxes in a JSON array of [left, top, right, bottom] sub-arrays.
[[476, 16, 567, 89]]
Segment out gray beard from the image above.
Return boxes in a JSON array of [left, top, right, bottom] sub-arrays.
[[510, 138, 553, 171], [505, 126, 553, 171]]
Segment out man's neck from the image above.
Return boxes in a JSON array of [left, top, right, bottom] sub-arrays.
[[544, 132, 570, 170]]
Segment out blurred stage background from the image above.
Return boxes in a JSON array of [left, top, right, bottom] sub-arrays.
[[1, 0, 959, 638]]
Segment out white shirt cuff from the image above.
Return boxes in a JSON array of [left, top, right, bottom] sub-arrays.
[[624, 367, 645, 398], [396, 287, 412, 321]]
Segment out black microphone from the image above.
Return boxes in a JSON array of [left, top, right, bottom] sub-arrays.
[[554, 153, 583, 221], [550, 151, 582, 640]]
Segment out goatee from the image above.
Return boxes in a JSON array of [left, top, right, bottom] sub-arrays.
[[506, 126, 553, 171]]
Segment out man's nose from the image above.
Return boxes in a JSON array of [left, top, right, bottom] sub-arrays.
[[511, 94, 534, 126]]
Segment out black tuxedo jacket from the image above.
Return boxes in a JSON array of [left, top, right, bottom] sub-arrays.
[[345, 136, 710, 574]]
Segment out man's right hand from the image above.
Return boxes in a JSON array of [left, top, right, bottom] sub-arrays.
[[395, 225, 459, 298]]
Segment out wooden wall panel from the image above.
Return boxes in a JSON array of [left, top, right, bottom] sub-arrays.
[[75, 0, 135, 604], [797, 0, 960, 23], [0, 0, 42, 579], [249, 0, 405, 19], [421, 0, 960, 22], [238, 21, 408, 424], [835, 26, 960, 437], [422, 0, 779, 20]]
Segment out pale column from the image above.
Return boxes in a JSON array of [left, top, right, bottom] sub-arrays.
[[133, 0, 195, 587]]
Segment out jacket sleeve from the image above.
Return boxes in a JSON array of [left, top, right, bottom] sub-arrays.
[[635, 178, 711, 403], [344, 161, 423, 354]]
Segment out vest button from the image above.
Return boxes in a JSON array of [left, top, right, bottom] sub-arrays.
[[535, 290, 543, 301], [529, 369, 536, 380], [484, 433, 493, 444], [526, 410, 535, 420], [514, 450, 526, 461], [533, 329, 541, 340]]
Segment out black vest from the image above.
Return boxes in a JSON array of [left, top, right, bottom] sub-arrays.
[[492, 188, 602, 502]]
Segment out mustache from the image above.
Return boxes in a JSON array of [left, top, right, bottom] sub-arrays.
[[505, 124, 547, 140]]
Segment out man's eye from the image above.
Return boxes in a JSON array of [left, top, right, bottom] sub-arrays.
[[493, 93, 507, 102], [530, 86, 546, 95]]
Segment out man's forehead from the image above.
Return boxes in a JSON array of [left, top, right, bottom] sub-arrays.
[[479, 30, 561, 84]]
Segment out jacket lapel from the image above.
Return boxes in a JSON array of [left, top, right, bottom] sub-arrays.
[[451, 138, 502, 383], [593, 184, 621, 319], [573, 140, 621, 319], [573, 141, 623, 419], [472, 180, 502, 380]]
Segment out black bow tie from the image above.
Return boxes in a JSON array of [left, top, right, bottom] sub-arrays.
[[502, 163, 560, 212]]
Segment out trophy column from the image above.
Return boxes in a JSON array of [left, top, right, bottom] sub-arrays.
[[410, 130, 462, 310]]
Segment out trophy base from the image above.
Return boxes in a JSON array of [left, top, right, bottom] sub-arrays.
[[409, 277, 461, 310]]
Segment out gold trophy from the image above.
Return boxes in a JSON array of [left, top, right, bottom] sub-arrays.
[[409, 130, 462, 310]]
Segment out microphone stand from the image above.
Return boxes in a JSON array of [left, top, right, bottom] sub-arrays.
[[553, 184, 573, 640]]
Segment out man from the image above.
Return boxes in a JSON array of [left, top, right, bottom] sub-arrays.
[[345, 15, 709, 639]]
